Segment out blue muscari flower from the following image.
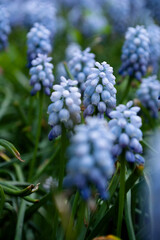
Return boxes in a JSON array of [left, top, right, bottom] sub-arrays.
[[81, 11, 108, 37], [136, 75, 160, 118], [27, 23, 52, 66], [119, 25, 150, 81], [147, 24, 160, 74], [29, 54, 54, 96], [129, 0, 153, 26], [63, 117, 115, 200], [145, 0, 160, 24], [68, 47, 95, 94], [69, 5, 108, 37], [106, 0, 130, 34], [109, 101, 144, 164], [0, 7, 10, 51], [83, 61, 116, 117], [48, 76, 81, 140], [24, 0, 57, 37], [2, 0, 25, 27]]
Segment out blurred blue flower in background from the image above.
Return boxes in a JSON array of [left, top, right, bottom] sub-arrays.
[[129, 0, 153, 26], [0, 6, 10, 50], [29, 54, 54, 96], [145, 0, 160, 24], [23, 0, 57, 37], [68, 47, 95, 94], [63, 117, 115, 200], [48, 76, 81, 140], [147, 24, 160, 74], [119, 25, 150, 81], [106, 0, 130, 34], [83, 61, 116, 117], [137, 75, 160, 118], [109, 101, 144, 164], [146, 131, 160, 239]]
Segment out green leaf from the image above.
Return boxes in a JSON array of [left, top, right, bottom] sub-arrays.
[[0, 186, 5, 217], [125, 191, 136, 240], [0, 138, 24, 162], [25, 193, 50, 220], [0, 182, 40, 197], [14, 200, 26, 240]]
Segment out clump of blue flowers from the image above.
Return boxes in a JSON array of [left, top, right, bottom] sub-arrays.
[[68, 47, 95, 94], [119, 26, 150, 81], [136, 76, 160, 118], [29, 54, 54, 96], [27, 23, 52, 66], [63, 117, 115, 200], [83, 61, 116, 117], [0, 7, 11, 50], [109, 101, 144, 164], [48, 76, 81, 140]]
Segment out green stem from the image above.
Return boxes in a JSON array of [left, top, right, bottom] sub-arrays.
[[117, 156, 126, 237], [58, 124, 66, 190], [28, 92, 44, 181], [120, 76, 132, 103], [63, 62, 74, 80]]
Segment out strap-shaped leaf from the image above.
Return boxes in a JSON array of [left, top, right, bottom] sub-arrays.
[[0, 138, 24, 162], [0, 186, 5, 217]]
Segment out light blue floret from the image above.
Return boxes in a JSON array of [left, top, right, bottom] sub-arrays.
[[63, 117, 115, 200], [29, 54, 54, 96], [83, 61, 116, 117], [27, 22, 52, 66], [136, 75, 160, 118], [109, 101, 144, 164], [119, 25, 150, 81], [0, 7, 10, 50], [48, 76, 81, 140]]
